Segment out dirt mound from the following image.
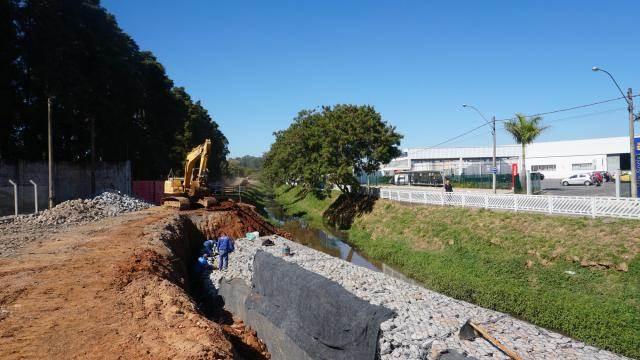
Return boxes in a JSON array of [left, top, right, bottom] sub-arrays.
[[198, 200, 292, 240]]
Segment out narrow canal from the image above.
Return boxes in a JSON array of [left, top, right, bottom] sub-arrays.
[[264, 197, 419, 285]]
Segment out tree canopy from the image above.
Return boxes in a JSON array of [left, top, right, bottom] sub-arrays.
[[263, 104, 402, 195], [0, 0, 228, 180], [227, 155, 264, 178]]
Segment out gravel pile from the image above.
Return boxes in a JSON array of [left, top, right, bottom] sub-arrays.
[[207, 235, 628, 360], [1, 191, 152, 257], [10, 191, 152, 227]]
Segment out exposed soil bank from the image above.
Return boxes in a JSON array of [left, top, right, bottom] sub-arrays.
[[0, 207, 270, 359]]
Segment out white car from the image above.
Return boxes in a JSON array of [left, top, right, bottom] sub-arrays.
[[561, 174, 592, 186]]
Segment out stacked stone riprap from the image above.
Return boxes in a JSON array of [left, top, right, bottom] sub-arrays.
[[208, 235, 629, 360]]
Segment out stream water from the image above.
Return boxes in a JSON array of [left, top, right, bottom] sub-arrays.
[[264, 198, 419, 285]]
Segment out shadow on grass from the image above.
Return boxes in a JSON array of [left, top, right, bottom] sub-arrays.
[[323, 193, 377, 229], [290, 210, 307, 218]]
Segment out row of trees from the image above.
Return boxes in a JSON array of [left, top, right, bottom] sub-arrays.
[[228, 155, 264, 178], [263, 104, 403, 196], [0, 0, 228, 180]]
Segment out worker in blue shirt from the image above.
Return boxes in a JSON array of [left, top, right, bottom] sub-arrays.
[[194, 255, 212, 274], [202, 239, 216, 257], [216, 235, 235, 270]]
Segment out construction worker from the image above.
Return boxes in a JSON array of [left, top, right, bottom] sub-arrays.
[[194, 255, 212, 274], [202, 239, 216, 258], [216, 235, 235, 270]]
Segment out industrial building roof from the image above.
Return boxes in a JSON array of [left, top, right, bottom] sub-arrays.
[[401, 136, 629, 160]]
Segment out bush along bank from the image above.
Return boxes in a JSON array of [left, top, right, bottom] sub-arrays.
[[272, 185, 640, 359]]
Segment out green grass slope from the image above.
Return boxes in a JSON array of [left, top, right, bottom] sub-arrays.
[[273, 186, 640, 358]]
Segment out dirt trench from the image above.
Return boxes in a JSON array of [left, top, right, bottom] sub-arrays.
[[0, 203, 280, 359]]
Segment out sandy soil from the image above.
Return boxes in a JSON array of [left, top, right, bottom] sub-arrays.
[[0, 206, 268, 359]]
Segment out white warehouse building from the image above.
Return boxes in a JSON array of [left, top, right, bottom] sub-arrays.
[[381, 136, 630, 179]]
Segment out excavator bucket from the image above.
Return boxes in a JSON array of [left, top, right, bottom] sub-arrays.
[[162, 196, 191, 210], [197, 196, 218, 208]]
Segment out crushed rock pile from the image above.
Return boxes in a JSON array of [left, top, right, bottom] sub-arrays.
[[11, 191, 152, 227]]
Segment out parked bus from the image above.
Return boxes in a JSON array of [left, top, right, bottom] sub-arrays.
[[394, 171, 444, 187]]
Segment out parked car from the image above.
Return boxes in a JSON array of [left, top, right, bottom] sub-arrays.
[[561, 174, 592, 186]]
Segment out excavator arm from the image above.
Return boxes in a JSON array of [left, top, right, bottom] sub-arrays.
[[183, 139, 212, 189], [163, 139, 215, 210]]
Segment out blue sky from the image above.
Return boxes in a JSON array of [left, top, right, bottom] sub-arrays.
[[102, 0, 640, 157]]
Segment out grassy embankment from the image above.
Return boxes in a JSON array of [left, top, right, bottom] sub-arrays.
[[273, 185, 640, 358]]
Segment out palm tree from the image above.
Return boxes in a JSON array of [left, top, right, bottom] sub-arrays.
[[504, 113, 548, 193]]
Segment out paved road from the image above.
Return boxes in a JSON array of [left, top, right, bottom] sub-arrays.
[[540, 179, 618, 197], [382, 181, 625, 197]]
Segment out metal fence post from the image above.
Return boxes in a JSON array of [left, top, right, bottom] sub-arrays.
[[548, 195, 553, 214], [514, 195, 518, 212], [409, 191, 413, 203], [441, 192, 445, 206], [29, 180, 38, 214], [462, 193, 466, 207], [9, 180, 18, 217], [484, 194, 489, 209], [615, 169, 621, 198], [591, 197, 596, 218]]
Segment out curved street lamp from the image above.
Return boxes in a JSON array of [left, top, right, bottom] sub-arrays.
[[592, 66, 636, 198], [462, 104, 497, 193]]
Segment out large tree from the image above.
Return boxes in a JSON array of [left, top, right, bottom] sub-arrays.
[[0, 0, 228, 181], [504, 113, 548, 192], [263, 104, 402, 196]]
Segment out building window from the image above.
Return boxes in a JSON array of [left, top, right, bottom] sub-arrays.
[[531, 164, 556, 172], [572, 163, 594, 171]]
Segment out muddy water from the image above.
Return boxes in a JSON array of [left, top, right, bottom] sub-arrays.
[[263, 199, 380, 271], [264, 198, 421, 285]]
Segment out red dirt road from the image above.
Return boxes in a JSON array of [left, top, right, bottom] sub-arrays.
[[0, 207, 263, 359]]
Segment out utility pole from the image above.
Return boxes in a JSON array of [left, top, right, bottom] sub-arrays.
[[491, 116, 497, 194], [47, 97, 55, 209], [462, 104, 496, 193], [628, 88, 637, 198], [592, 67, 637, 198], [90, 117, 96, 195]]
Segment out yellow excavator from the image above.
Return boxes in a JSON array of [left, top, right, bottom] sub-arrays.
[[163, 139, 217, 210]]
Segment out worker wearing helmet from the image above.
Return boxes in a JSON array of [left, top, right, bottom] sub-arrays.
[[202, 239, 217, 258]]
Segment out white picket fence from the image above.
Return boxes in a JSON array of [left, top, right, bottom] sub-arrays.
[[379, 188, 640, 220]]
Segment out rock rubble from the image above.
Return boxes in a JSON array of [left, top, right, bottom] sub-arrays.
[[0, 191, 152, 257], [10, 191, 151, 227], [208, 235, 629, 360]]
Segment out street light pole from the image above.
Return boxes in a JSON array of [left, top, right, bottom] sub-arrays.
[[462, 104, 497, 194], [592, 67, 637, 198], [628, 88, 636, 198]]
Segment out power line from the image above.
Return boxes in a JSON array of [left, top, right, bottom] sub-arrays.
[[546, 107, 626, 124], [497, 94, 639, 122], [427, 95, 638, 149], [426, 123, 488, 149]]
